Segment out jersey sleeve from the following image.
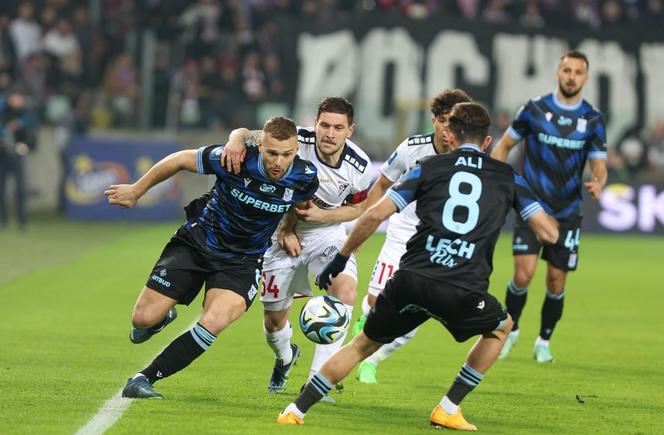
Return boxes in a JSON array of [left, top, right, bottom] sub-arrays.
[[344, 164, 374, 204], [587, 113, 608, 160], [512, 171, 544, 220], [386, 164, 423, 211], [506, 103, 532, 141], [379, 139, 409, 182], [300, 165, 320, 201], [196, 144, 227, 177]]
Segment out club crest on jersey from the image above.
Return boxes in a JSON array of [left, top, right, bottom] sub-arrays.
[[577, 118, 587, 133], [260, 183, 276, 193], [557, 116, 573, 126], [337, 182, 350, 195], [283, 188, 293, 201]]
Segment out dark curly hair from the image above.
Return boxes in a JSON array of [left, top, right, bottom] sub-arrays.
[[429, 88, 472, 117]]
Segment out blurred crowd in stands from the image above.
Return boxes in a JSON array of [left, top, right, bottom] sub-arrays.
[[0, 0, 662, 181]]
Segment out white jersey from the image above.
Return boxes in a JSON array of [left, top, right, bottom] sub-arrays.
[[295, 126, 373, 234], [380, 133, 439, 245]]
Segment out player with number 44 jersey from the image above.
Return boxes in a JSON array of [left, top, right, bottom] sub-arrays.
[[491, 50, 608, 363], [278, 102, 559, 430]]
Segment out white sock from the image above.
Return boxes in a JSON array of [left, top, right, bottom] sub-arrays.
[[282, 402, 305, 419], [440, 396, 459, 415], [535, 336, 550, 347], [366, 327, 417, 365], [309, 304, 354, 374], [361, 295, 372, 317], [509, 329, 520, 339], [264, 321, 293, 364]]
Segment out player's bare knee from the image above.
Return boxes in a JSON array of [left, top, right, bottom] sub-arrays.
[[329, 284, 356, 305], [513, 270, 534, 288], [263, 310, 288, 332], [131, 308, 158, 329]]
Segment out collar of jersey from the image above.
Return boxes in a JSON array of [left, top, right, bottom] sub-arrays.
[[459, 143, 482, 153], [552, 90, 583, 111], [314, 141, 348, 169], [257, 153, 293, 181]]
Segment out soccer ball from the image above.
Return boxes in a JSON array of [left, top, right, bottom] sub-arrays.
[[299, 295, 350, 344]]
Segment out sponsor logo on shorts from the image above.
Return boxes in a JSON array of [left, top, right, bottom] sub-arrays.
[[248, 285, 258, 301], [513, 237, 529, 251], [151, 274, 171, 287], [476, 300, 485, 310]]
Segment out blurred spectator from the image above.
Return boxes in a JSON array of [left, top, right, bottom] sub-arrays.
[[9, 1, 42, 62], [457, 0, 481, 19], [0, 89, 36, 231], [482, 0, 512, 23], [39, 5, 58, 32], [0, 13, 17, 78], [72, 5, 94, 87], [616, 129, 649, 176], [642, 0, 664, 24], [601, 0, 627, 29], [263, 53, 285, 101], [54, 91, 91, 213], [101, 52, 138, 126], [43, 17, 81, 83], [241, 50, 266, 102], [180, 0, 222, 57], [647, 120, 664, 175], [572, 0, 601, 29], [520, 0, 546, 28]]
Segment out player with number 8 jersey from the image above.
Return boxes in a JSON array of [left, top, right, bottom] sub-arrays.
[[278, 102, 559, 430]]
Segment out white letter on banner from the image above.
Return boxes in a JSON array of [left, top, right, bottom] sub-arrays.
[[578, 40, 637, 144], [640, 43, 664, 129], [425, 31, 489, 100], [493, 34, 567, 114], [598, 184, 637, 231], [356, 27, 423, 142], [295, 31, 358, 123], [637, 185, 664, 232]]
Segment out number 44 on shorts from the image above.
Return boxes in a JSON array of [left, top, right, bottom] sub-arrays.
[[564, 229, 580, 268]]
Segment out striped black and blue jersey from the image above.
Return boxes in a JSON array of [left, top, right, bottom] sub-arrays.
[[177, 144, 318, 259], [387, 144, 543, 293], [507, 92, 607, 219]]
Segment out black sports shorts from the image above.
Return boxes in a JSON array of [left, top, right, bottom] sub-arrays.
[[512, 215, 582, 271], [146, 236, 262, 310], [363, 270, 507, 343]]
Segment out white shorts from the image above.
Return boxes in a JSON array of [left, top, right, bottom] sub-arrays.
[[367, 236, 407, 297], [261, 227, 358, 311]]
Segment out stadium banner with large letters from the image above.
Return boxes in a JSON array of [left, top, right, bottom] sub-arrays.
[[64, 137, 181, 220], [278, 15, 663, 147], [584, 181, 664, 234]]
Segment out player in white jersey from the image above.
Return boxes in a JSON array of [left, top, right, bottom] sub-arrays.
[[222, 97, 372, 400], [353, 89, 472, 384]]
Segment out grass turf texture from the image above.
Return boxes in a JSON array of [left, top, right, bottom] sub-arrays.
[[0, 217, 662, 434]]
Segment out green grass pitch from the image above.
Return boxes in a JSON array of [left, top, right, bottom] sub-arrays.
[[1, 216, 663, 434]]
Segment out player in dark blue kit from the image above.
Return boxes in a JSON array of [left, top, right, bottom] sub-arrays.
[[104, 117, 318, 399], [491, 50, 608, 363], [277, 103, 559, 430]]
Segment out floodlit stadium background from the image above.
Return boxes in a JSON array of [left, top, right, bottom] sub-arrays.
[[1, 2, 663, 434]]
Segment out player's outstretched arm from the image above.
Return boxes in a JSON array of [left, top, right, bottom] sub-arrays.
[[584, 159, 608, 200], [278, 206, 302, 257], [364, 174, 394, 210], [221, 128, 262, 174], [526, 210, 559, 245], [490, 131, 519, 162], [105, 149, 197, 208], [294, 200, 365, 224]]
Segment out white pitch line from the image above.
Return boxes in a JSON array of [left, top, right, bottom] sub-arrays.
[[74, 390, 133, 435], [76, 321, 197, 435]]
